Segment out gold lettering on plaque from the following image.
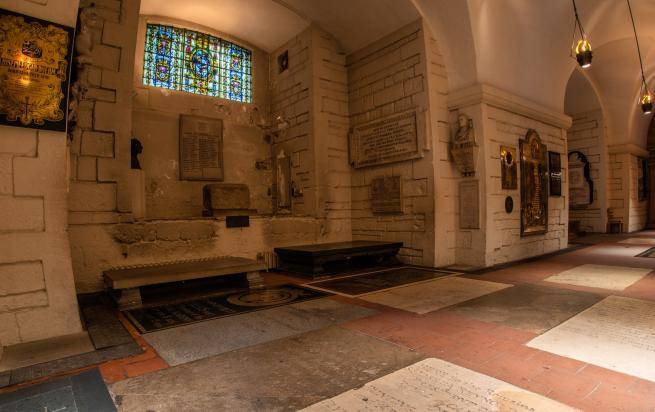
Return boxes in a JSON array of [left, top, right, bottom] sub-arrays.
[[0, 10, 73, 130]]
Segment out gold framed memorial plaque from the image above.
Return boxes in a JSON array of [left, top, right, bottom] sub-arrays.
[[0, 9, 74, 131], [520, 129, 548, 236], [179, 115, 224, 181], [349, 110, 421, 168], [500, 145, 517, 190]]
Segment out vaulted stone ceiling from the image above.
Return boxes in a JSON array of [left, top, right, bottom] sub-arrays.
[[140, 0, 655, 147], [139, 0, 419, 54]]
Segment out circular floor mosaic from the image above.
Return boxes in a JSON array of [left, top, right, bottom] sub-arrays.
[[227, 288, 301, 307]]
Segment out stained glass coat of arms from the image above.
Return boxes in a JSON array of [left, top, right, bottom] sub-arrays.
[[143, 24, 252, 103]]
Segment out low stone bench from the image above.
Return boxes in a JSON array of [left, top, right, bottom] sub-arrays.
[[274, 240, 403, 278], [103, 257, 266, 309]]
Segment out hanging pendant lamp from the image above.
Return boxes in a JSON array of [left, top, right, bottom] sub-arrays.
[[627, 0, 652, 114], [571, 0, 592, 68]]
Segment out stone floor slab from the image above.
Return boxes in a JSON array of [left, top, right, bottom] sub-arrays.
[[545, 264, 651, 291], [449, 284, 603, 333], [110, 326, 423, 411], [0, 369, 115, 412], [361, 277, 512, 314], [618, 238, 655, 245], [0, 333, 94, 373], [302, 358, 575, 411], [144, 298, 377, 366], [528, 296, 655, 382]]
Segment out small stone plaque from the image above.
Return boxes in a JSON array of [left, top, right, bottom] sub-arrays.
[[179, 115, 224, 181], [371, 176, 402, 214], [459, 180, 480, 229], [350, 111, 420, 168]]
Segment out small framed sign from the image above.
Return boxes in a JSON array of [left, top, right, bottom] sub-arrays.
[[548, 151, 562, 197], [0, 9, 74, 131]]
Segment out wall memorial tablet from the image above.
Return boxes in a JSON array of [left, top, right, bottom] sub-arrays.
[[459, 180, 480, 229], [349, 110, 420, 168], [500, 145, 517, 190], [179, 114, 224, 181], [520, 129, 548, 236], [371, 176, 402, 214], [0, 9, 74, 131]]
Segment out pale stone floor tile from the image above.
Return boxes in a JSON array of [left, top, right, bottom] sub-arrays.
[[618, 238, 655, 245], [528, 296, 655, 382], [361, 277, 512, 314], [544, 264, 651, 291], [0, 332, 94, 373], [144, 298, 376, 366], [449, 283, 603, 333], [302, 358, 576, 411], [110, 326, 423, 412]]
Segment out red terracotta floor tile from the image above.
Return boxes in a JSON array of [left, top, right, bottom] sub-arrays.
[[123, 357, 169, 378]]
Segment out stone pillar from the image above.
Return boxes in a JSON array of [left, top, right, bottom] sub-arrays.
[[0, 0, 84, 348]]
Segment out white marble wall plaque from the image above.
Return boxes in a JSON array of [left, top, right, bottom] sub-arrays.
[[528, 296, 655, 382], [302, 358, 575, 411], [179, 115, 224, 181], [460, 180, 480, 229], [350, 111, 420, 168]]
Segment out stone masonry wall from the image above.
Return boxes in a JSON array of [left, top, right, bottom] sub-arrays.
[[347, 20, 435, 266], [0, 0, 83, 348], [424, 27, 456, 267], [312, 27, 352, 241], [567, 109, 606, 233], [270, 28, 315, 216], [132, 16, 273, 219], [608, 152, 628, 230], [485, 107, 568, 265], [0, 129, 84, 346], [628, 154, 648, 232]]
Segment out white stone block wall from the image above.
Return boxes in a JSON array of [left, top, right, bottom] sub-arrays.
[[270, 29, 315, 216], [485, 107, 569, 266], [0, 128, 83, 346], [628, 154, 648, 232], [312, 28, 352, 242], [346, 20, 436, 266], [608, 152, 628, 229], [0, 0, 84, 347], [567, 109, 607, 233]]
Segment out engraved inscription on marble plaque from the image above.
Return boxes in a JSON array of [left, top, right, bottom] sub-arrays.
[[179, 115, 224, 181], [459, 180, 480, 229], [350, 111, 420, 168], [302, 358, 575, 411], [528, 296, 655, 382], [371, 176, 402, 214]]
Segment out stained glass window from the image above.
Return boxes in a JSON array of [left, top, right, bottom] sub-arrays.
[[143, 23, 252, 103]]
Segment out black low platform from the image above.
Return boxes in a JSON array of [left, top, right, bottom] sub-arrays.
[[274, 240, 403, 278]]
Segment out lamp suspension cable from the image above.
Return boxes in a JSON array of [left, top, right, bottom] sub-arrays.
[[626, 0, 653, 114], [571, 0, 592, 68]]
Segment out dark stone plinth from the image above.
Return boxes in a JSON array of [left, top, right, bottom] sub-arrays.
[[274, 240, 403, 278]]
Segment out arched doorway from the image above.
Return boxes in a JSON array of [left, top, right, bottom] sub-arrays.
[[564, 69, 608, 236]]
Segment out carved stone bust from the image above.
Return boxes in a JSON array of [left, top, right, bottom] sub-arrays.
[[453, 114, 475, 145]]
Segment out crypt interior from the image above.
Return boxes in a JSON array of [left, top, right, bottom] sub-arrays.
[[3, 0, 655, 410]]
